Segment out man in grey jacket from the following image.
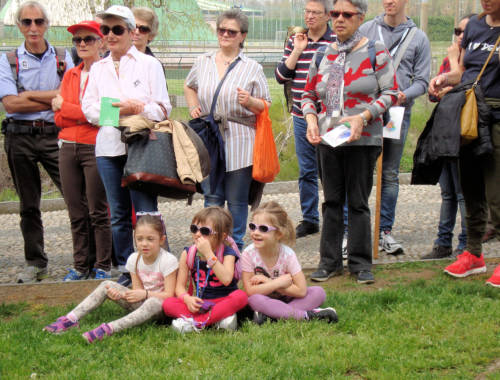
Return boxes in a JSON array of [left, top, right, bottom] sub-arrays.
[[359, 0, 430, 255]]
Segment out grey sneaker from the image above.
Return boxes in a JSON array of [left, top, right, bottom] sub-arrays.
[[16, 266, 48, 283], [421, 245, 452, 260], [216, 313, 237, 331], [310, 268, 343, 282], [379, 231, 404, 255], [357, 270, 375, 284]]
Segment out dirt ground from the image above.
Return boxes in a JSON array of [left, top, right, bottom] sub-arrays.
[[0, 259, 499, 307]]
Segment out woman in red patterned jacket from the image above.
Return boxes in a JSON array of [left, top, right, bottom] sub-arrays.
[[52, 21, 112, 281], [302, 0, 398, 284]]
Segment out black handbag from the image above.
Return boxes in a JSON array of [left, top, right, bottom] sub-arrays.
[[121, 129, 196, 199]]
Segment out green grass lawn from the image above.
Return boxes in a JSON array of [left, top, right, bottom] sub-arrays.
[[1, 262, 499, 379]]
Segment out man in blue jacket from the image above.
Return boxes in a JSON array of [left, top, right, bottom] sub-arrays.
[[359, 0, 430, 255]]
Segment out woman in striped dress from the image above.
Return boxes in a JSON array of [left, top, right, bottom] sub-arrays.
[[184, 9, 271, 250]]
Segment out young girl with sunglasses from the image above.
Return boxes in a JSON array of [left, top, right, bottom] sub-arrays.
[[43, 214, 178, 343], [162, 207, 248, 333], [241, 201, 338, 324]]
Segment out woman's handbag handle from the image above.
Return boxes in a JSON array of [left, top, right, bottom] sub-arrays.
[[473, 34, 500, 87]]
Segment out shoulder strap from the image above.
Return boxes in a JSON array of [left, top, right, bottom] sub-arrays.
[[54, 47, 67, 81], [6, 49, 24, 92], [474, 34, 500, 86], [393, 27, 417, 70], [186, 245, 197, 270], [368, 40, 376, 70], [209, 57, 240, 117], [315, 45, 327, 68]]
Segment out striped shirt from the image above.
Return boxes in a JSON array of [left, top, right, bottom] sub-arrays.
[[186, 51, 271, 172], [275, 26, 336, 118]]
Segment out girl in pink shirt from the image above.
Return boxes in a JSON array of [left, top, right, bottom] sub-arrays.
[[241, 201, 338, 324]]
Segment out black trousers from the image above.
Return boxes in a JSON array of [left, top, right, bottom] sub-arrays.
[[317, 144, 381, 273], [4, 130, 61, 268]]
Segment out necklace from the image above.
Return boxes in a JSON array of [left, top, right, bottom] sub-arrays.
[[218, 51, 236, 66]]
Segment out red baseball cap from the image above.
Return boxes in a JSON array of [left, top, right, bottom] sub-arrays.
[[67, 20, 103, 38]]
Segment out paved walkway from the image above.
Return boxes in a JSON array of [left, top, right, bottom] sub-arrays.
[[0, 180, 498, 284]]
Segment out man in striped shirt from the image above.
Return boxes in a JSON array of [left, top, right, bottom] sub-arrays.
[[275, 0, 335, 238]]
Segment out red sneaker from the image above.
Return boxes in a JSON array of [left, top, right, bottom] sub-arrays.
[[486, 264, 500, 288], [444, 251, 487, 278]]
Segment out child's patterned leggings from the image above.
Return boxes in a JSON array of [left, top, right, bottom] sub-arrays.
[[69, 280, 163, 333], [248, 286, 326, 320], [162, 289, 248, 326]]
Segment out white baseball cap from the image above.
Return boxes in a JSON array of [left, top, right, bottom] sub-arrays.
[[97, 5, 135, 30]]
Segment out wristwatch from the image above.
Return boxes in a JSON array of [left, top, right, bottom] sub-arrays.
[[360, 112, 368, 127], [207, 256, 217, 268]]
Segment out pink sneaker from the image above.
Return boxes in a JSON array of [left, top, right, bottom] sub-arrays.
[[82, 323, 113, 343], [486, 264, 500, 288], [444, 251, 487, 278], [43, 316, 79, 334]]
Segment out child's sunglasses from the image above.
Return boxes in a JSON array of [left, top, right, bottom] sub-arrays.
[[248, 223, 277, 233], [100, 24, 127, 36], [190, 224, 216, 236]]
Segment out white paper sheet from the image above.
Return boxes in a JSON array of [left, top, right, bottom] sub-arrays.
[[383, 106, 405, 140], [321, 124, 351, 148]]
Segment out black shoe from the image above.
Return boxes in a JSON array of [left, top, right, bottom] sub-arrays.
[[310, 268, 342, 282], [117, 273, 131, 287], [307, 307, 338, 323], [296, 221, 319, 238], [421, 245, 452, 260], [356, 270, 374, 284], [252, 311, 269, 325]]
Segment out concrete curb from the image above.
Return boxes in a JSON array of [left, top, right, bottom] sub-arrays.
[[0, 174, 413, 214]]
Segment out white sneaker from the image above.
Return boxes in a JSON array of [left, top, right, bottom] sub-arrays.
[[379, 231, 404, 255], [16, 266, 48, 283], [171, 317, 201, 333], [216, 314, 237, 331], [342, 233, 348, 260]]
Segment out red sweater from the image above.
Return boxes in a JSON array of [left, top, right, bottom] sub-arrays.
[[55, 63, 98, 144]]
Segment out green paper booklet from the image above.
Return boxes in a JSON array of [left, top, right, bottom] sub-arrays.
[[99, 97, 120, 127]]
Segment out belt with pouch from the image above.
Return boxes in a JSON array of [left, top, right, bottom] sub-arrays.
[[3, 119, 60, 135]]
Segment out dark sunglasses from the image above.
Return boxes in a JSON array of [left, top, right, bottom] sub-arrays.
[[454, 28, 464, 36], [21, 18, 45, 27], [72, 36, 100, 46], [248, 223, 277, 233], [136, 25, 151, 34], [330, 11, 360, 19], [217, 28, 240, 38], [190, 224, 216, 236], [100, 24, 127, 36]]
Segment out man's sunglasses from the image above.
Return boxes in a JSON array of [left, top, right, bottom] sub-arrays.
[[100, 24, 127, 36], [72, 36, 100, 46], [21, 18, 45, 27], [217, 28, 240, 38], [330, 11, 360, 19], [454, 28, 464, 36], [248, 223, 277, 233], [190, 224, 217, 236], [136, 25, 151, 34]]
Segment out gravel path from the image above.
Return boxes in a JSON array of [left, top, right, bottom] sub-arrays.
[[0, 182, 498, 284]]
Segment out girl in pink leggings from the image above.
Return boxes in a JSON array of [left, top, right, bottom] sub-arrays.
[[241, 201, 338, 324], [162, 207, 247, 333]]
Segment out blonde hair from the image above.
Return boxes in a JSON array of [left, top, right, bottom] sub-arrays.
[[132, 7, 159, 39], [251, 201, 295, 247], [192, 207, 233, 247]]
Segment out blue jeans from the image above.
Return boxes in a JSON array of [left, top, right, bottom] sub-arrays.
[[293, 116, 319, 224], [201, 166, 253, 250], [380, 108, 411, 232], [96, 156, 158, 271], [435, 160, 467, 249]]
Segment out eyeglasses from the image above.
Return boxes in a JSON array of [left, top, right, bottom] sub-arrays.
[[72, 36, 100, 46], [217, 28, 240, 38], [248, 223, 277, 233], [330, 11, 360, 19], [20, 18, 45, 27], [190, 224, 217, 236], [304, 9, 325, 16], [454, 27, 464, 36], [136, 25, 151, 34], [100, 24, 127, 36]]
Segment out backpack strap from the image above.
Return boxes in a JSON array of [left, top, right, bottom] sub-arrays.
[[315, 44, 327, 68], [6, 49, 25, 93], [186, 245, 197, 271], [368, 40, 376, 71], [54, 47, 67, 81]]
